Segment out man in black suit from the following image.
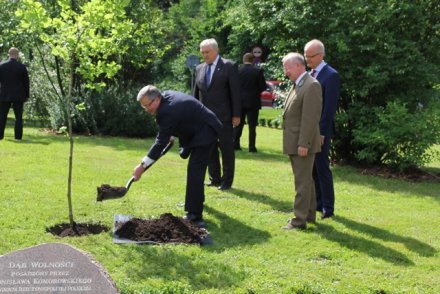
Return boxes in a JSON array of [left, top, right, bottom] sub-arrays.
[[234, 53, 266, 152], [194, 38, 241, 191], [0, 47, 30, 140], [133, 85, 222, 224]]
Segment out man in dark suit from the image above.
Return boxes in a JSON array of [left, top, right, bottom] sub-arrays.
[[194, 38, 241, 190], [0, 47, 30, 140], [281, 53, 322, 230], [234, 53, 266, 153], [133, 85, 223, 224], [304, 39, 341, 219]]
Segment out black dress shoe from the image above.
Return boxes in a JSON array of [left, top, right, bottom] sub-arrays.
[[234, 146, 242, 151], [218, 183, 231, 191], [183, 213, 205, 227], [183, 212, 203, 222], [249, 147, 257, 153], [206, 181, 221, 187], [321, 212, 334, 219]]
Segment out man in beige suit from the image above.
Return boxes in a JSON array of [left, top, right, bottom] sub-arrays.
[[281, 52, 322, 230]]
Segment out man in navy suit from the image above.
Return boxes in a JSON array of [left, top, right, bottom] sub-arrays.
[[194, 38, 241, 190], [133, 85, 223, 224], [0, 47, 30, 140], [304, 39, 341, 219], [234, 53, 266, 152]]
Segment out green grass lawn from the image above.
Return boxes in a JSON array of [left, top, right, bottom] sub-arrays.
[[1, 123, 439, 293]]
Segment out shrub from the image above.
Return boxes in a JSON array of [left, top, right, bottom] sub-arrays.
[[87, 84, 158, 138], [351, 99, 440, 171]]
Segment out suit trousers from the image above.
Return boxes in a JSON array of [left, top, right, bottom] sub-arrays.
[[313, 136, 335, 214], [208, 122, 235, 186], [289, 154, 317, 225], [234, 107, 259, 150], [0, 101, 24, 140], [185, 143, 214, 214]]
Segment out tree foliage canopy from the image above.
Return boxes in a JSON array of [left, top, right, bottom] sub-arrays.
[[2, 0, 439, 170]]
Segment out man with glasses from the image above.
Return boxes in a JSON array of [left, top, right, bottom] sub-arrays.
[[304, 39, 341, 219], [133, 85, 223, 226]]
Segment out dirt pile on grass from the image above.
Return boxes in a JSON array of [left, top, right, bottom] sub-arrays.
[[115, 213, 207, 244]]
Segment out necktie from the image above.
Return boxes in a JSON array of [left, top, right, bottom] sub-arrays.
[[310, 69, 317, 78], [205, 64, 212, 86]]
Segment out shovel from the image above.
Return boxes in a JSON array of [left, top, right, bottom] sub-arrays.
[[97, 141, 174, 201]]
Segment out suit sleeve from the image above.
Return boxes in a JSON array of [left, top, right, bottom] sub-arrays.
[[258, 68, 266, 93], [23, 66, 30, 100], [228, 62, 241, 117], [320, 72, 340, 136], [298, 82, 322, 148], [147, 114, 173, 160], [193, 66, 200, 100]]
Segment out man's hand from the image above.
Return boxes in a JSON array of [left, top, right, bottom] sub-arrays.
[[133, 164, 145, 181], [298, 146, 309, 157], [232, 116, 240, 127], [321, 135, 325, 145]]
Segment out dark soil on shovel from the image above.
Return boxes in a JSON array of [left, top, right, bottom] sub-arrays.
[[47, 223, 110, 237], [96, 184, 127, 201], [115, 213, 208, 244]]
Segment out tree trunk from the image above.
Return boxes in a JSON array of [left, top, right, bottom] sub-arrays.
[[66, 64, 75, 230]]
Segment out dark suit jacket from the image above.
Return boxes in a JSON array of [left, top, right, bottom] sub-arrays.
[[147, 90, 223, 160], [282, 74, 322, 155], [315, 64, 340, 138], [0, 58, 30, 102], [194, 57, 241, 122], [239, 64, 266, 109]]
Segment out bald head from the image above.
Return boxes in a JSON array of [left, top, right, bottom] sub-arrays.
[[304, 39, 325, 69], [8, 47, 20, 59]]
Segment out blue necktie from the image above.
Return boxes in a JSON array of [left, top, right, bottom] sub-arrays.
[[205, 64, 212, 86]]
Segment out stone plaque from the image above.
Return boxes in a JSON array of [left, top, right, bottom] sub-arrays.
[[0, 243, 118, 294]]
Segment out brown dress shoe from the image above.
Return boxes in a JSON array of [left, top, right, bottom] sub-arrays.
[[282, 220, 306, 230]]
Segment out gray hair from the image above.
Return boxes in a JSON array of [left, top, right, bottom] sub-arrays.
[[137, 85, 161, 102], [282, 52, 305, 67], [305, 39, 325, 56], [200, 38, 218, 50]]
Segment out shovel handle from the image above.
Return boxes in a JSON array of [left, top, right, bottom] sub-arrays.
[[125, 176, 135, 191], [129, 141, 174, 190], [142, 141, 175, 171]]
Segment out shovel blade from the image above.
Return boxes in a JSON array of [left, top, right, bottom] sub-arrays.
[[96, 184, 128, 202]]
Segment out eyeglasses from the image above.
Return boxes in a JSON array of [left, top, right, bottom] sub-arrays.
[[141, 98, 156, 109]]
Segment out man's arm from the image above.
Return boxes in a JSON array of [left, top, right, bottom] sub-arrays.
[[320, 71, 340, 137], [228, 61, 241, 126]]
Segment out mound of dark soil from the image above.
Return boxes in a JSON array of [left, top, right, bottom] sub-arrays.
[[47, 223, 110, 237], [115, 213, 208, 244]]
